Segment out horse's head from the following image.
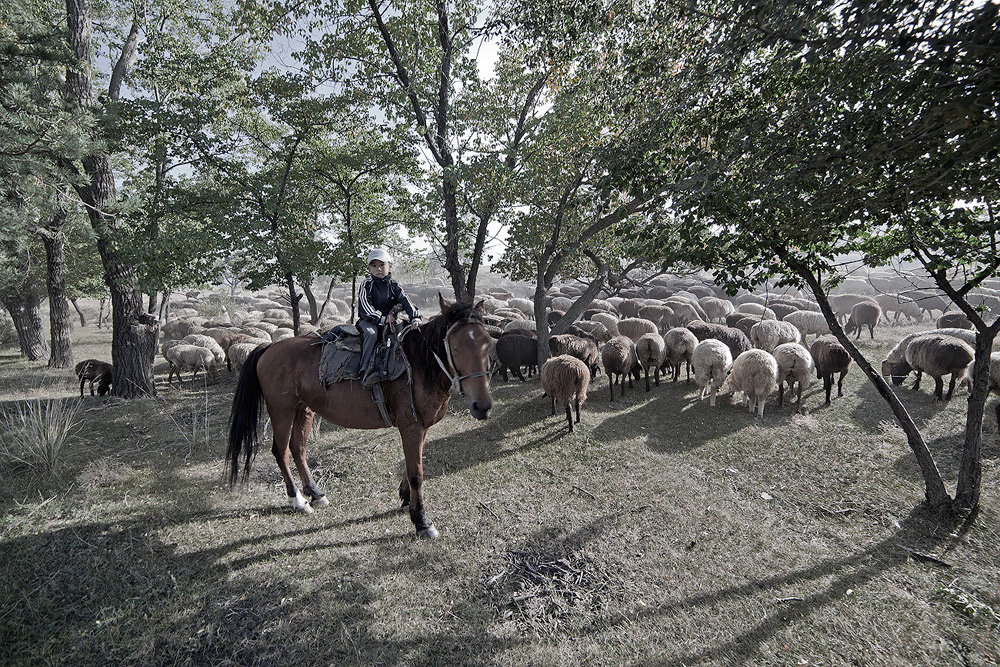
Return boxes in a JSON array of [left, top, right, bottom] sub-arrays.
[[437, 294, 493, 420]]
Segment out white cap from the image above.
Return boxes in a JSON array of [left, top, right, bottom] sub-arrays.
[[367, 248, 392, 264]]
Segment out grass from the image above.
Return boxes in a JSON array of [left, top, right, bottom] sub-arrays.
[[0, 317, 998, 666]]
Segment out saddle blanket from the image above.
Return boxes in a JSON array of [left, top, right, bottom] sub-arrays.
[[317, 324, 408, 389]]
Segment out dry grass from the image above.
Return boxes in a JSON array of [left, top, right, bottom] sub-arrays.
[[1, 318, 998, 666]]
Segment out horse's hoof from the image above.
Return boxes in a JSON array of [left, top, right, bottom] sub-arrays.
[[311, 496, 329, 508], [417, 525, 439, 539], [290, 495, 314, 514]]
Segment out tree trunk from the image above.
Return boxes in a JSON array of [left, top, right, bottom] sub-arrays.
[[0, 291, 49, 361], [790, 258, 951, 508], [98, 299, 106, 328], [442, 176, 470, 303], [65, 0, 158, 397], [70, 298, 87, 327], [286, 272, 302, 335], [302, 282, 319, 324], [955, 328, 999, 509], [533, 274, 551, 372], [146, 291, 158, 315], [39, 210, 74, 368]]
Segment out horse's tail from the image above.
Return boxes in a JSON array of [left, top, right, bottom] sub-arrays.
[[226, 343, 271, 485]]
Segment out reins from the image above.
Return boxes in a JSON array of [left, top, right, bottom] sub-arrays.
[[402, 317, 489, 399]]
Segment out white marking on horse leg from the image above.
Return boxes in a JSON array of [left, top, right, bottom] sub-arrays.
[[289, 490, 313, 514], [311, 495, 329, 508], [417, 524, 440, 539]]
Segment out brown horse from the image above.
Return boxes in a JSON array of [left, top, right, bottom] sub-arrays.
[[226, 298, 493, 538]]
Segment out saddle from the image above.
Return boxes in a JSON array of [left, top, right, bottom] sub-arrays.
[[316, 322, 409, 389]]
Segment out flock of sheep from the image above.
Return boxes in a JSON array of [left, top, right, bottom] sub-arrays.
[[75, 275, 1000, 434], [480, 278, 1000, 432]]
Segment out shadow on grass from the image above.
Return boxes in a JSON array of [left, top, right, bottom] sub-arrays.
[[0, 501, 520, 664], [585, 506, 959, 667]]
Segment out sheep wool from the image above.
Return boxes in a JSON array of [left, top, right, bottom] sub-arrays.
[[541, 355, 591, 432], [773, 343, 814, 409], [601, 335, 638, 401], [904, 334, 974, 400], [691, 339, 733, 407], [635, 332, 666, 391], [728, 349, 778, 418], [663, 327, 699, 384]]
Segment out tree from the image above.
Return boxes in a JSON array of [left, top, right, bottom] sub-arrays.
[[620, 0, 1000, 513], [63, 0, 160, 397]]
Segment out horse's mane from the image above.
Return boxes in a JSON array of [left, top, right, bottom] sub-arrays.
[[403, 301, 484, 392]]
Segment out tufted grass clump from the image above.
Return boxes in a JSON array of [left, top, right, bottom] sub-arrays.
[[0, 398, 82, 476]]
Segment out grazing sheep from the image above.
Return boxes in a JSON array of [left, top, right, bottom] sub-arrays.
[[782, 310, 831, 342], [617, 299, 647, 319], [551, 297, 574, 312], [617, 317, 658, 341], [910, 290, 952, 318], [937, 312, 972, 330], [75, 359, 113, 397], [496, 332, 538, 382], [773, 343, 814, 410], [508, 297, 535, 318], [699, 297, 735, 323], [904, 334, 974, 400], [503, 319, 538, 334], [244, 321, 278, 335], [181, 334, 226, 367], [829, 294, 871, 323], [767, 303, 799, 321], [227, 341, 265, 373], [601, 335, 638, 401], [568, 320, 611, 343], [875, 293, 923, 323], [737, 302, 776, 320], [662, 326, 699, 383], [541, 355, 591, 432], [665, 296, 709, 321], [590, 312, 620, 337], [881, 328, 978, 383], [548, 333, 600, 379], [960, 353, 1000, 429], [637, 305, 674, 331], [728, 349, 778, 417], [810, 335, 852, 405], [749, 319, 802, 353], [635, 332, 666, 391], [663, 298, 702, 325], [165, 344, 216, 385], [547, 309, 566, 327], [685, 320, 753, 360], [691, 339, 733, 407], [271, 327, 295, 342], [844, 301, 882, 340]]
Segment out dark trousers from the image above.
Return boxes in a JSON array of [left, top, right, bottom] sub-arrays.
[[358, 319, 380, 375]]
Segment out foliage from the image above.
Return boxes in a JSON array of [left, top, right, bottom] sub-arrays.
[[0, 311, 17, 349], [0, 398, 81, 477]]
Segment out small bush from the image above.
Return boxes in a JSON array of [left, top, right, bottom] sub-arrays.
[[0, 398, 82, 476], [0, 311, 16, 349], [197, 295, 237, 321]]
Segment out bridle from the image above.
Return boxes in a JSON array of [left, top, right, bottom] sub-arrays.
[[421, 318, 490, 398]]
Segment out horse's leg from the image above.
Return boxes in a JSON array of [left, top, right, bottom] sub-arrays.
[[289, 406, 328, 508], [399, 425, 437, 538], [270, 410, 312, 514]]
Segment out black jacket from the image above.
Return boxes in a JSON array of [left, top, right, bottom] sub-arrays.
[[358, 274, 420, 326]]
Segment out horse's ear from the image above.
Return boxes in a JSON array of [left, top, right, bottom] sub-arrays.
[[474, 299, 485, 315], [438, 292, 452, 313]]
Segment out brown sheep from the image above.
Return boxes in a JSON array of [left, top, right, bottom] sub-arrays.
[[904, 334, 974, 400], [75, 359, 112, 397], [936, 312, 972, 330], [810, 335, 852, 405], [601, 336, 638, 401], [844, 301, 882, 340], [541, 355, 590, 432], [549, 333, 600, 379]]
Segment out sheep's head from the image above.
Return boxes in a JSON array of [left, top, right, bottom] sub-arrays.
[[888, 360, 912, 385]]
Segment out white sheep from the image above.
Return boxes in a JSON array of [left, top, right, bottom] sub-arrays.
[[773, 343, 814, 410], [635, 332, 666, 391], [165, 344, 216, 385], [781, 310, 830, 342], [699, 297, 735, 323], [737, 302, 776, 320], [227, 341, 264, 373], [590, 311, 620, 337], [541, 355, 591, 432], [271, 327, 295, 342], [617, 317, 658, 341], [728, 349, 778, 417], [749, 319, 802, 353], [960, 353, 1000, 430], [503, 319, 537, 334], [692, 339, 733, 407], [181, 333, 226, 367], [663, 327, 699, 383], [508, 297, 535, 318]]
